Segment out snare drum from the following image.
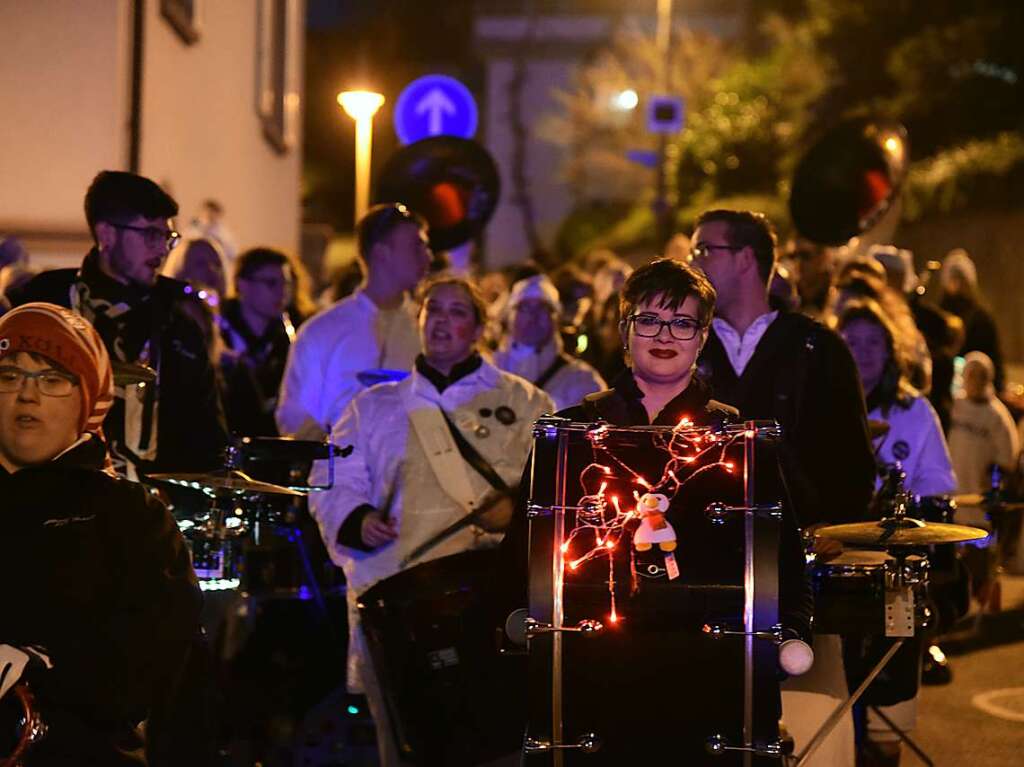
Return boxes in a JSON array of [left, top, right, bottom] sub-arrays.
[[812, 551, 929, 635], [179, 524, 243, 590]]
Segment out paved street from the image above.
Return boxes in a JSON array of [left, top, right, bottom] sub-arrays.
[[912, 575, 1024, 765]]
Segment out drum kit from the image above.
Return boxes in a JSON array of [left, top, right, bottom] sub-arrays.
[[790, 467, 988, 767], [148, 438, 346, 598]]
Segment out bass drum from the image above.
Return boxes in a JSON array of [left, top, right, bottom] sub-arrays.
[[358, 549, 523, 766], [0, 683, 46, 767]]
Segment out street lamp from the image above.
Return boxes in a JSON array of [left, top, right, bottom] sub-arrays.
[[337, 90, 385, 225]]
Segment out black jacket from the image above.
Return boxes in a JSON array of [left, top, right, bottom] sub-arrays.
[[699, 312, 876, 527], [0, 437, 202, 766], [13, 258, 228, 474]]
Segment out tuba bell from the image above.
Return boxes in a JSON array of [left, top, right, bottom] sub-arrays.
[[374, 136, 501, 252], [0, 683, 46, 767], [789, 119, 909, 247]]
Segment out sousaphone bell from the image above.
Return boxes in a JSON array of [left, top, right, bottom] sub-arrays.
[[789, 119, 909, 246], [375, 136, 500, 252]]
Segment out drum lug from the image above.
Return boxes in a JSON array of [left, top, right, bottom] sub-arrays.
[[525, 617, 604, 638], [705, 501, 783, 525], [706, 734, 791, 758], [524, 732, 602, 754], [533, 416, 571, 440], [702, 623, 784, 643]]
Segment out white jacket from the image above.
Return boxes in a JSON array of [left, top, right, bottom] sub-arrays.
[[949, 395, 1019, 494], [275, 290, 420, 437], [308, 358, 553, 595], [492, 337, 606, 411], [870, 395, 956, 497]]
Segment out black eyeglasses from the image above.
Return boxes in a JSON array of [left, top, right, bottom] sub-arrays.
[[626, 314, 704, 341], [110, 223, 180, 250], [690, 243, 744, 262]]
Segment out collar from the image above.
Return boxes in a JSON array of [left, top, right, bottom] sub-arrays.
[[77, 248, 152, 309], [1, 434, 107, 477], [415, 352, 484, 394], [711, 310, 779, 341], [593, 369, 714, 426], [353, 287, 415, 317]]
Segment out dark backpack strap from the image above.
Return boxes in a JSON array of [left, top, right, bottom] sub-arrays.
[[534, 354, 570, 389], [438, 409, 511, 494]]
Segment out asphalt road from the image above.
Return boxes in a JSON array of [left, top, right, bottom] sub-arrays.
[[912, 574, 1024, 766]]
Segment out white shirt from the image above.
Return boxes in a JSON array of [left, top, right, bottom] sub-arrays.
[[712, 311, 779, 376], [492, 337, 606, 411], [275, 289, 420, 437], [870, 395, 956, 497], [949, 395, 1019, 494]]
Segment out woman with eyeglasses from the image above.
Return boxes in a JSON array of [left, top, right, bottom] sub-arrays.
[[499, 258, 813, 763]]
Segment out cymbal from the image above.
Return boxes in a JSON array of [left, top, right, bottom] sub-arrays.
[[148, 470, 305, 496], [112, 361, 157, 386], [816, 517, 988, 546], [953, 493, 1024, 511]]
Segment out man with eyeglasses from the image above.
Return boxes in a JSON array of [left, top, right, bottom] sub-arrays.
[[14, 171, 228, 479], [276, 203, 431, 440], [691, 209, 875, 766], [0, 302, 201, 767], [218, 247, 305, 437]]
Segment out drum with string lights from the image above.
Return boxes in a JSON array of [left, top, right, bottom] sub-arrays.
[[522, 416, 789, 764]]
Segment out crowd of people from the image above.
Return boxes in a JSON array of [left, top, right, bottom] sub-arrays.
[[1, 169, 1021, 767]]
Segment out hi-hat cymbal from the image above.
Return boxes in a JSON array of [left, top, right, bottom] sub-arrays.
[[112, 361, 157, 386], [815, 517, 988, 546], [148, 470, 305, 496]]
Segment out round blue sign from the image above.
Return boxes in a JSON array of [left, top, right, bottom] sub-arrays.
[[394, 75, 478, 145]]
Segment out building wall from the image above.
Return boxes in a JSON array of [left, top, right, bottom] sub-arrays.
[[0, 0, 304, 269], [141, 0, 305, 257], [0, 0, 131, 261]]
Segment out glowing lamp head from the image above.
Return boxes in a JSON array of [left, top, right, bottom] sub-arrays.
[[337, 90, 385, 121]]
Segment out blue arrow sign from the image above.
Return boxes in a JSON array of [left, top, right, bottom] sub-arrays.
[[394, 75, 478, 145]]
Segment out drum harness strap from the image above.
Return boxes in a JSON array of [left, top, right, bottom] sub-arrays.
[[401, 386, 510, 566], [533, 354, 570, 390]]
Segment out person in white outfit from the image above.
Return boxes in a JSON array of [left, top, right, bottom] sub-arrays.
[[949, 351, 1019, 605], [493, 274, 606, 410], [309, 275, 553, 766], [838, 298, 957, 766], [276, 203, 430, 439]]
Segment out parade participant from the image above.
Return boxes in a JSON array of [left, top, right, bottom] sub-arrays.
[[837, 299, 956, 766], [308, 275, 552, 766], [500, 259, 813, 763], [219, 247, 306, 437], [13, 171, 227, 478], [493, 274, 606, 410], [692, 209, 875, 766], [0, 302, 201, 766], [839, 300, 956, 496], [276, 203, 430, 440], [939, 248, 1005, 392]]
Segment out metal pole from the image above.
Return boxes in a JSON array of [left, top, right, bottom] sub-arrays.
[[654, 0, 674, 250], [551, 432, 569, 767], [353, 115, 374, 224], [742, 424, 755, 767]]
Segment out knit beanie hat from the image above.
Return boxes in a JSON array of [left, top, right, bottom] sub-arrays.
[[0, 303, 114, 435], [508, 274, 561, 310]]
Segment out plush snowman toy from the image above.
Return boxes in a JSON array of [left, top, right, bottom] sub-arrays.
[[633, 492, 677, 552]]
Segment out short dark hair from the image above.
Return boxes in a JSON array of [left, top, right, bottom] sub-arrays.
[[619, 258, 716, 326], [234, 247, 290, 285], [84, 171, 178, 242], [694, 209, 777, 284], [356, 203, 428, 265], [416, 273, 487, 326]]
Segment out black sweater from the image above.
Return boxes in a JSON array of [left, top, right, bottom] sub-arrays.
[[0, 437, 201, 766]]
